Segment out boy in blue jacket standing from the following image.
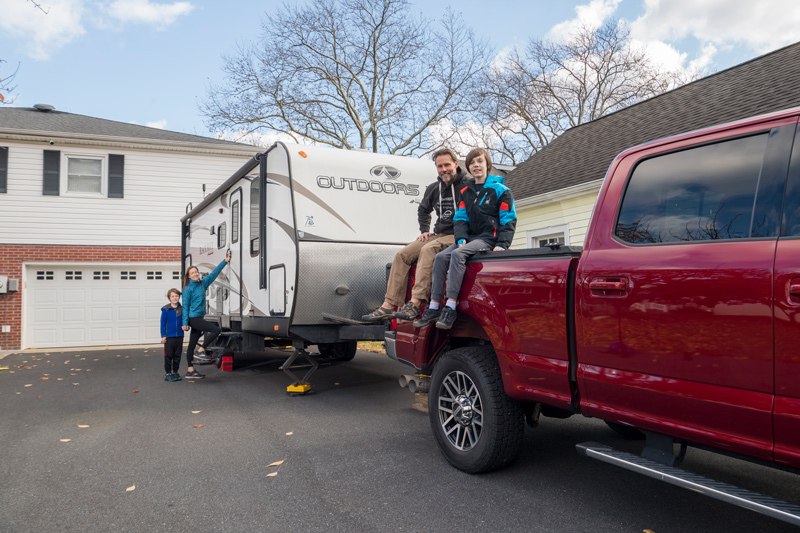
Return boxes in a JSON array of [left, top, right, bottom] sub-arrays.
[[414, 148, 516, 330], [160, 288, 184, 382]]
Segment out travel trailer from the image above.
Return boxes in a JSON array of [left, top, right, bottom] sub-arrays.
[[180, 142, 434, 391]]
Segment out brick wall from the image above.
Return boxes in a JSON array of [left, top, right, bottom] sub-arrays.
[[0, 244, 181, 350]]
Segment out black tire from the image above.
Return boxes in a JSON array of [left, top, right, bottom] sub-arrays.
[[318, 341, 358, 362], [429, 346, 524, 473], [605, 421, 645, 439]]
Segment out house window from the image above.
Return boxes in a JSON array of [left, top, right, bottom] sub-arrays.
[[65, 271, 83, 281], [36, 270, 54, 281], [93, 271, 110, 280], [147, 271, 163, 280], [173, 271, 180, 280], [527, 224, 570, 249], [121, 271, 137, 280], [66, 156, 104, 195]]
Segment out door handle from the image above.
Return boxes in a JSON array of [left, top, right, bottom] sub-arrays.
[[789, 279, 800, 303], [588, 277, 628, 295]]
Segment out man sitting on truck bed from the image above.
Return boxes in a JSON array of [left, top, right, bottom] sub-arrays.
[[414, 147, 516, 330], [362, 148, 468, 322]]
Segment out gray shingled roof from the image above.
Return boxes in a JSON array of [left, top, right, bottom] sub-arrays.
[[0, 105, 251, 147], [508, 41, 800, 199]]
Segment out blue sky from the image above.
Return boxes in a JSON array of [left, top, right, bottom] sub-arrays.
[[2, 0, 800, 140]]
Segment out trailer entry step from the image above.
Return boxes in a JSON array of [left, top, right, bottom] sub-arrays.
[[576, 442, 800, 526]]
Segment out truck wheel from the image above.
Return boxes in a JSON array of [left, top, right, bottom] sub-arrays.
[[429, 346, 524, 473], [318, 341, 358, 362]]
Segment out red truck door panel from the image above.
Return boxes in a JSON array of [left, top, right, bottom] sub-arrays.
[[774, 125, 800, 468], [577, 120, 797, 462]]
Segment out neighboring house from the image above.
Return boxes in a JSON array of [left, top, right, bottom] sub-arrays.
[[0, 105, 258, 350], [507, 41, 800, 250]]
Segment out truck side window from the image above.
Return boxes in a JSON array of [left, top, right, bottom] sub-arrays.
[[616, 133, 768, 244], [781, 127, 800, 237]]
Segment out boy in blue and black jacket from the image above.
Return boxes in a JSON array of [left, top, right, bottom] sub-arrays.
[[160, 288, 184, 382]]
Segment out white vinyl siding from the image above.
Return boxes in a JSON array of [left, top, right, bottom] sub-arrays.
[[1, 141, 255, 246], [511, 191, 600, 249]]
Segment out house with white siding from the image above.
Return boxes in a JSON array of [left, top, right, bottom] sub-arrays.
[[0, 105, 258, 350], [507, 41, 800, 250]]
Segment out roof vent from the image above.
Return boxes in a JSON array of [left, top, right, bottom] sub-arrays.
[[34, 104, 55, 112]]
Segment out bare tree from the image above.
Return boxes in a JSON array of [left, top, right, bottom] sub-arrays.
[[202, 0, 490, 155], [470, 21, 690, 164], [0, 59, 19, 104]]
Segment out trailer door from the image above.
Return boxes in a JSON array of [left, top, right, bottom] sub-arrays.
[[227, 188, 243, 318]]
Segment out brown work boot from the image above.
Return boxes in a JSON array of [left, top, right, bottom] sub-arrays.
[[394, 301, 421, 321]]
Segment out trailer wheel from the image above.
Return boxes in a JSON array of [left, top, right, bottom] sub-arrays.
[[429, 346, 524, 473], [318, 341, 357, 362]]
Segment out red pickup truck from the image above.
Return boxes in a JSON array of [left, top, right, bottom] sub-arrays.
[[386, 107, 800, 525]]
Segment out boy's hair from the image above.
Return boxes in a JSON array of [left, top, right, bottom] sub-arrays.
[[431, 148, 459, 163], [167, 288, 182, 299], [465, 148, 493, 174]]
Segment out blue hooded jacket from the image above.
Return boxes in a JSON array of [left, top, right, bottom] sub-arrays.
[[160, 303, 184, 338], [182, 259, 227, 326], [453, 174, 517, 250]]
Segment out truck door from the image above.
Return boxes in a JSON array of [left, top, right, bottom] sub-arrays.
[[577, 120, 796, 462], [227, 188, 243, 318], [774, 124, 800, 469]]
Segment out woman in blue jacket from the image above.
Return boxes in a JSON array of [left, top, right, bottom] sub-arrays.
[[181, 250, 230, 379]]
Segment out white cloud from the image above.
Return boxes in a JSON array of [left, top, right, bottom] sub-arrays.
[[0, 0, 86, 60], [546, 0, 622, 41], [630, 0, 800, 55], [146, 119, 168, 129], [214, 129, 304, 148], [103, 0, 195, 29], [0, 0, 195, 60]]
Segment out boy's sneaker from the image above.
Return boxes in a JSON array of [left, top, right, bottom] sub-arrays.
[[361, 306, 395, 322], [164, 373, 172, 381], [185, 370, 205, 379], [436, 307, 458, 330], [171, 373, 182, 381], [413, 307, 441, 328], [394, 301, 421, 321]]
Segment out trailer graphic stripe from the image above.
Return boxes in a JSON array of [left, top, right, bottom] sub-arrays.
[[267, 172, 355, 233]]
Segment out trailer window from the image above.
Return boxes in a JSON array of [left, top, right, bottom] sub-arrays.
[[231, 200, 240, 244], [250, 177, 260, 256], [217, 222, 227, 248], [616, 133, 768, 244]]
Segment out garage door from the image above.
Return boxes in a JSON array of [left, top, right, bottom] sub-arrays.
[[24, 263, 181, 349]]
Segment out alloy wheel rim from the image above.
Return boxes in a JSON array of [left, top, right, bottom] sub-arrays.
[[437, 370, 483, 451]]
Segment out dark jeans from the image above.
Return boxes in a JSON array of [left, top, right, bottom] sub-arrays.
[[186, 317, 221, 366], [164, 336, 183, 373]]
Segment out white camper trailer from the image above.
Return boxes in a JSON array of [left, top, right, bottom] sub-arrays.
[[180, 142, 434, 390]]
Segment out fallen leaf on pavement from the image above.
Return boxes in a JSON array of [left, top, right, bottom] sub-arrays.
[[73, 383, 79, 386], [285, 432, 293, 436], [267, 460, 285, 467], [24, 384, 32, 387], [78, 425, 89, 428], [126, 485, 135, 492], [192, 410, 201, 414], [266, 472, 278, 477], [60, 439, 71, 442], [132, 390, 139, 393], [194, 424, 204, 428], [0, 366, 8, 370]]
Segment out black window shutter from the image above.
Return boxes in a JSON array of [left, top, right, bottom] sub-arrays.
[[108, 154, 124, 198], [43, 150, 60, 196], [0, 147, 7, 194]]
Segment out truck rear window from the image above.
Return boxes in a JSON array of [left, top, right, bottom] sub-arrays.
[[616, 133, 768, 244]]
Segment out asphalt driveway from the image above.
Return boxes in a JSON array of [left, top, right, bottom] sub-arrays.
[[0, 346, 797, 532]]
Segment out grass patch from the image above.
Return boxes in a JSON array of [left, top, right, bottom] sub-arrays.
[[357, 341, 386, 354]]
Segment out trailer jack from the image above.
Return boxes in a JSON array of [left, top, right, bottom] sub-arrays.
[[280, 346, 319, 395]]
